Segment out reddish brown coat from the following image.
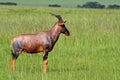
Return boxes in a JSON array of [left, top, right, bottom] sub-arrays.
[[10, 13, 70, 73]]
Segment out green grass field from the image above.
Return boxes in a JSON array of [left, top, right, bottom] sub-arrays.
[[0, 6, 120, 80]]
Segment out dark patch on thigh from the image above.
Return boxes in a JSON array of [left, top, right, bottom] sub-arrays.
[[12, 40, 24, 52]]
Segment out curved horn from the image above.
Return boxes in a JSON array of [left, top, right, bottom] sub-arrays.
[[50, 13, 63, 21]]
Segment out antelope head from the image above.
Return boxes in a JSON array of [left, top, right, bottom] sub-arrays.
[[50, 13, 70, 36]]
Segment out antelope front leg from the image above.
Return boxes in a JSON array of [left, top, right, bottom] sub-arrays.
[[43, 51, 48, 74]]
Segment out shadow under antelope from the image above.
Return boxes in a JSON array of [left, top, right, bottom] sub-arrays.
[[10, 13, 70, 73]]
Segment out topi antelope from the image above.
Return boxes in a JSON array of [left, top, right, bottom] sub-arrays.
[[10, 13, 70, 73]]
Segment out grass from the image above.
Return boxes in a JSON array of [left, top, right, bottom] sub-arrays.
[[0, 6, 120, 80]]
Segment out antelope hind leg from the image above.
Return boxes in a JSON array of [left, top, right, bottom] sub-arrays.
[[10, 57, 16, 71], [10, 50, 20, 72]]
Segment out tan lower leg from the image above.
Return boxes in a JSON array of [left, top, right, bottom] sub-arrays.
[[10, 58, 16, 71], [43, 59, 48, 73]]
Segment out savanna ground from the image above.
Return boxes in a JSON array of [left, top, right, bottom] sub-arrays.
[[0, 6, 120, 80]]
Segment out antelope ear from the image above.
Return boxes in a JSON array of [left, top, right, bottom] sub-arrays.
[[64, 21, 66, 23]]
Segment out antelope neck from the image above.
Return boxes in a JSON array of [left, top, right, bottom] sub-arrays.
[[48, 25, 62, 43]]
